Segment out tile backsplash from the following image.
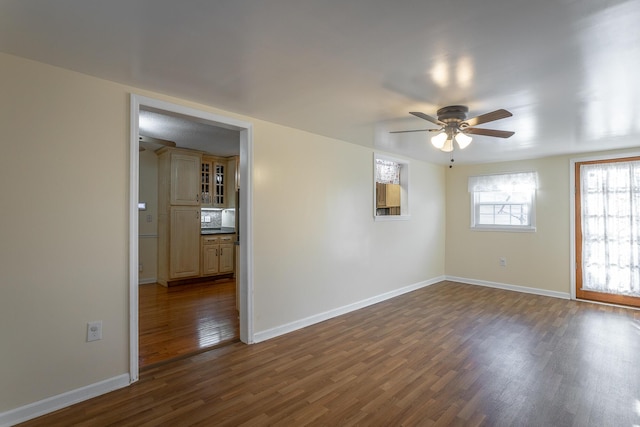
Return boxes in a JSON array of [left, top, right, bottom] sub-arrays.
[[201, 209, 222, 229], [201, 208, 235, 229]]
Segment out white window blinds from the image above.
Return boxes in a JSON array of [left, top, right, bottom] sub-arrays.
[[468, 172, 538, 193]]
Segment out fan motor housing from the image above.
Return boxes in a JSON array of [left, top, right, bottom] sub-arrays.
[[436, 105, 468, 124]]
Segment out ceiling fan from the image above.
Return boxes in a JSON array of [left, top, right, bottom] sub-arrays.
[[139, 135, 177, 152], [391, 105, 514, 164]]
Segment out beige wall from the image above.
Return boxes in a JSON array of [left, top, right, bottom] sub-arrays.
[[0, 52, 446, 413], [252, 125, 446, 331], [444, 150, 639, 294], [1, 53, 130, 410]]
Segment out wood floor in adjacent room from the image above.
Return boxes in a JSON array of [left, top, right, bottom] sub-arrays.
[[21, 281, 640, 426], [139, 279, 239, 368]]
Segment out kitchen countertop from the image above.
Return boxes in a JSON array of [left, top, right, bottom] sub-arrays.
[[201, 227, 236, 235]]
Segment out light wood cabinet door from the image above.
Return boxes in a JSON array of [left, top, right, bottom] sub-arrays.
[[200, 234, 235, 277], [170, 152, 201, 205], [376, 183, 401, 207], [201, 244, 220, 275], [219, 243, 235, 273], [226, 156, 238, 207], [200, 159, 213, 206], [213, 161, 226, 207], [169, 206, 200, 278]]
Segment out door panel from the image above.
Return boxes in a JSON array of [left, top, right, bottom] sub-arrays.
[[575, 157, 640, 307]]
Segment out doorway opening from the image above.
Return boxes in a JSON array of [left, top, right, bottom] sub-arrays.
[[574, 155, 640, 308], [129, 94, 253, 382]]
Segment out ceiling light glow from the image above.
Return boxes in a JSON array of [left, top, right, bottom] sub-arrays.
[[431, 131, 447, 149]]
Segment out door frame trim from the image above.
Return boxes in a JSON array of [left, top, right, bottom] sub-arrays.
[[128, 94, 254, 383], [569, 150, 640, 303]]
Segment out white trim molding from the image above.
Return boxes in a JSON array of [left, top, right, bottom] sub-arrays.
[[446, 275, 570, 300], [129, 94, 255, 381], [0, 374, 130, 427], [373, 152, 410, 220], [253, 276, 445, 343]]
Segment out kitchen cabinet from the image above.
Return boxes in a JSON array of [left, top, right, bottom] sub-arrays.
[[219, 237, 235, 273], [157, 148, 202, 286], [226, 156, 238, 208], [164, 150, 201, 206], [201, 159, 212, 206], [201, 234, 235, 276], [168, 207, 201, 279], [376, 183, 400, 207], [158, 206, 201, 285], [202, 155, 236, 208], [376, 183, 401, 216], [213, 160, 226, 207]]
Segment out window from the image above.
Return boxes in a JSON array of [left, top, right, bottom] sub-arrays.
[[468, 172, 538, 231], [374, 154, 409, 220]]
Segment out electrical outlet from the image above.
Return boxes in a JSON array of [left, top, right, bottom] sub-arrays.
[[87, 321, 103, 342], [146, 214, 152, 223], [499, 257, 507, 267], [139, 263, 143, 272]]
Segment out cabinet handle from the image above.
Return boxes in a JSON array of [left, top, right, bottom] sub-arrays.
[[196, 193, 199, 202]]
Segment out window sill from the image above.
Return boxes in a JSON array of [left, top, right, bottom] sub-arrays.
[[375, 215, 411, 222], [471, 225, 536, 233]]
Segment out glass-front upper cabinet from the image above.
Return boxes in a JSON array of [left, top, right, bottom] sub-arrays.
[[202, 155, 226, 207], [213, 161, 225, 206], [201, 159, 212, 206]]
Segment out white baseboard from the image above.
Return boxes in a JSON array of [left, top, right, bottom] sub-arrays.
[[446, 275, 571, 300], [253, 276, 445, 343], [0, 374, 130, 427], [138, 277, 157, 285]]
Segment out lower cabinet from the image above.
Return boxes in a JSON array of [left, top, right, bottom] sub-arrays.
[[201, 234, 235, 277], [158, 206, 201, 286], [376, 183, 401, 216]]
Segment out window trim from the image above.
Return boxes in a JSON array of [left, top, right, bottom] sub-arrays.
[[374, 153, 410, 221], [468, 171, 537, 232]]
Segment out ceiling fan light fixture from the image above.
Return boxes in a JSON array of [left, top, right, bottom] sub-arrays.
[[455, 132, 472, 149], [431, 131, 447, 149], [441, 138, 454, 152], [394, 106, 514, 160]]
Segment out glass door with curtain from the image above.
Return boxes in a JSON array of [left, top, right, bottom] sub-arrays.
[[575, 157, 640, 307]]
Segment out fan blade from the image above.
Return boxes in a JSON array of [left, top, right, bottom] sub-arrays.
[[390, 128, 441, 134], [410, 111, 444, 126], [139, 135, 177, 147], [465, 128, 515, 138], [464, 109, 512, 127]]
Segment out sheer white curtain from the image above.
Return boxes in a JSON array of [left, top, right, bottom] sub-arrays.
[[580, 161, 640, 295], [375, 159, 400, 184]]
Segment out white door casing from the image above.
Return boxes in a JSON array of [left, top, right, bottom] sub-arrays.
[[129, 94, 254, 383]]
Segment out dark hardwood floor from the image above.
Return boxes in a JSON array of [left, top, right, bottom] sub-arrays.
[[20, 281, 640, 426], [139, 279, 239, 368]]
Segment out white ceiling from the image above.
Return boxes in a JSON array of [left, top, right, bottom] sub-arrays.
[[2, 0, 640, 164], [139, 108, 240, 156]]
